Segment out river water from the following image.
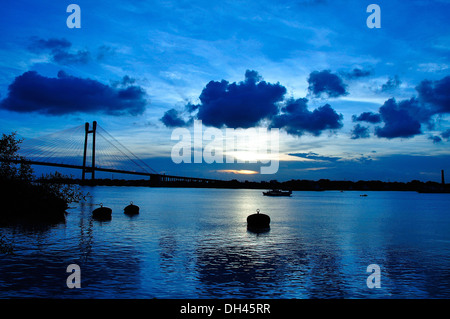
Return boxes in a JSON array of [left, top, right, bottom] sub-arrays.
[[1, 187, 449, 298]]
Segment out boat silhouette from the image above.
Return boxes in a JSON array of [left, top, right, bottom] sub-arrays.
[[262, 189, 292, 197]]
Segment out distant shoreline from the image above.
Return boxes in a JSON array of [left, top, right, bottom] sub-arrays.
[[38, 177, 450, 193]]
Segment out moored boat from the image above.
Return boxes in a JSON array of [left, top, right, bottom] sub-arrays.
[[262, 189, 292, 197]]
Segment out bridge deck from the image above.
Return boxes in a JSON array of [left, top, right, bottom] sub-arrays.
[[2, 159, 219, 183]]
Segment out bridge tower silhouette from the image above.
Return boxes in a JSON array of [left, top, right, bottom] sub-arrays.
[[82, 121, 97, 181]]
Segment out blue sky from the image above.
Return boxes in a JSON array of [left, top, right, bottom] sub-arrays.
[[1, 0, 450, 182]]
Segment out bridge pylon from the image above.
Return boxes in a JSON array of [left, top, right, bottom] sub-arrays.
[[82, 121, 97, 181]]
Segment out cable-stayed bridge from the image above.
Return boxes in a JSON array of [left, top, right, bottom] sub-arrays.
[[4, 121, 218, 184]]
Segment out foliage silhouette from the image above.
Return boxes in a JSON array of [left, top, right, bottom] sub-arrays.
[[0, 132, 83, 224]]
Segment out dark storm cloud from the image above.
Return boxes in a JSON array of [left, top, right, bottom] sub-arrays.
[[350, 124, 370, 139], [307, 70, 348, 98], [270, 98, 343, 137], [160, 108, 191, 127], [394, 97, 434, 126], [162, 70, 344, 137], [0, 71, 147, 116], [416, 75, 450, 114], [191, 70, 286, 128], [352, 111, 382, 123], [28, 37, 90, 65], [353, 98, 433, 140], [352, 75, 450, 142], [374, 98, 422, 139]]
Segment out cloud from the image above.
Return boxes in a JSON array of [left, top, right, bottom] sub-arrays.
[[289, 152, 373, 167], [111, 75, 136, 88], [381, 75, 401, 92], [215, 169, 258, 175], [307, 70, 348, 98], [342, 68, 373, 79], [374, 98, 422, 139], [417, 63, 449, 73], [97, 45, 116, 61], [185, 102, 200, 113], [0, 71, 148, 116], [270, 98, 343, 136], [294, 167, 329, 172], [416, 75, 450, 114], [190, 70, 286, 128], [52, 49, 90, 64], [352, 111, 382, 123], [353, 155, 373, 164], [288, 152, 341, 162], [352, 75, 450, 142], [160, 108, 191, 127], [28, 37, 90, 65], [350, 124, 370, 139], [441, 129, 450, 140], [428, 135, 442, 144], [162, 70, 344, 137], [28, 37, 71, 52], [297, 0, 327, 5]]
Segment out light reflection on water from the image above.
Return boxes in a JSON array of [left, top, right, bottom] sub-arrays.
[[1, 187, 450, 298]]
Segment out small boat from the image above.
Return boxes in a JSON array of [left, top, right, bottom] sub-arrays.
[[360, 194, 368, 197], [124, 202, 139, 215], [247, 209, 270, 232], [263, 189, 292, 197], [92, 203, 112, 220]]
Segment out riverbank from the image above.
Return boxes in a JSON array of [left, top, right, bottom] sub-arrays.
[[0, 179, 67, 224], [38, 176, 450, 193]]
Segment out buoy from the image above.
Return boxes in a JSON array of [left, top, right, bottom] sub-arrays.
[[92, 203, 112, 220], [124, 201, 139, 215], [247, 209, 270, 232]]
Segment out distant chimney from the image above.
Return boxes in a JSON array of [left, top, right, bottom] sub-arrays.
[[442, 170, 445, 185]]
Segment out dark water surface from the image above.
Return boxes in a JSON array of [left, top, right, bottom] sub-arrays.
[[1, 187, 449, 298]]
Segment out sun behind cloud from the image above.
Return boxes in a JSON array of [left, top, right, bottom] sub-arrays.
[[215, 169, 259, 175]]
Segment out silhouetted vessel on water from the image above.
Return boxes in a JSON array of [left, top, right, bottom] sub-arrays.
[[263, 189, 292, 197]]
